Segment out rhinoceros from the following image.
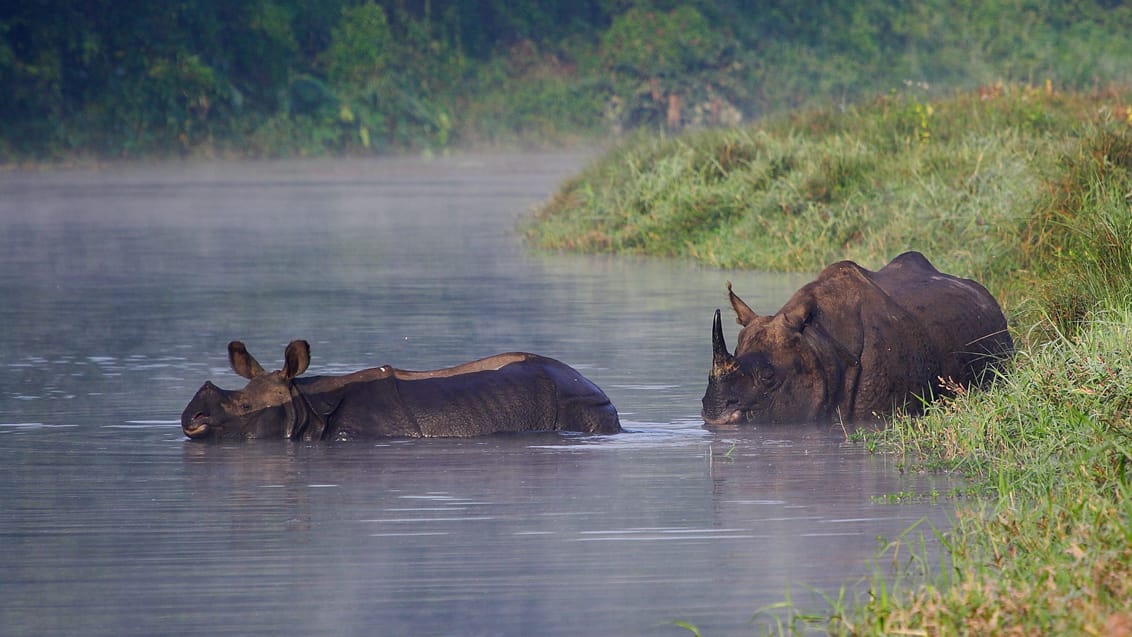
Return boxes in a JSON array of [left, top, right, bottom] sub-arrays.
[[701, 251, 1013, 426], [181, 340, 621, 440]]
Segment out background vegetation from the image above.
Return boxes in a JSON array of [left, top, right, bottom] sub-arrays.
[[5, 0, 1132, 160]]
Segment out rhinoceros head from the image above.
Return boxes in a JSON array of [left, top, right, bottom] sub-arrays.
[[701, 283, 836, 426], [181, 340, 313, 441]]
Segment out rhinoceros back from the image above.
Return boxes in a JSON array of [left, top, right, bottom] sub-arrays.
[[396, 363, 559, 437], [872, 251, 1013, 386], [320, 355, 620, 438]]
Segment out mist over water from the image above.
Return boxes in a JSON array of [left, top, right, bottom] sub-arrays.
[[0, 153, 953, 636]]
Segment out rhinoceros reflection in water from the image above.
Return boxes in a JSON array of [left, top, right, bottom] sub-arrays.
[[182, 340, 621, 441], [702, 251, 1014, 426]]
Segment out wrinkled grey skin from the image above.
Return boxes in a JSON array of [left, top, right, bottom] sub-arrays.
[[182, 341, 621, 441], [702, 251, 1014, 426]]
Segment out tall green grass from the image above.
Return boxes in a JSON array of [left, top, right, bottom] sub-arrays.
[[1013, 119, 1132, 336], [526, 85, 1132, 325]]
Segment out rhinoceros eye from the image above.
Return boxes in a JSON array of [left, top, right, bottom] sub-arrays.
[[757, 367, 775, 385]]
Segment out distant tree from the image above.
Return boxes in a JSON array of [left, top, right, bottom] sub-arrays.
[[599, 5, 742, 131]]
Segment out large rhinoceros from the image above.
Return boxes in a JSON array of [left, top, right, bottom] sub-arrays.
[[701, 251, 1013, 426], [182, 340, 621, 440]]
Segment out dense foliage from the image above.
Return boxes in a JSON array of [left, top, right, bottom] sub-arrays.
[[4, 0, 1132, 160]]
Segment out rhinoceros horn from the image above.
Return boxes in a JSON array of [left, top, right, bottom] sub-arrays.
[[711, 309, 739, 378]]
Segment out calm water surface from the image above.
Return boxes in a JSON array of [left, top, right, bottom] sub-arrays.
[[0, 153, 954, 636]]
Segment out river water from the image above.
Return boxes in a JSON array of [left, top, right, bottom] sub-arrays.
[[0, 153, 954, 636]]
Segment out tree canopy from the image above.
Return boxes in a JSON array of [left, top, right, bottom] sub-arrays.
[[3, 0, 1131, 159]]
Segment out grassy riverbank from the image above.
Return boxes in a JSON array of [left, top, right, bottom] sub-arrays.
[[525, 84, 1132, 330], [526, 85, 1132, 634]]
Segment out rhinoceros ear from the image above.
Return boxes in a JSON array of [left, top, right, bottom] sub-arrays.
[[283, 340, 311, 379], [780, 298, 814, 334], [727, 281, 759, 326], [229, 341, 266, 379]]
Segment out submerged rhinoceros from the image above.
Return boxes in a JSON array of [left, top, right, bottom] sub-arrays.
[[182, 340, 621, 440], [701, 251, 1013, 426]]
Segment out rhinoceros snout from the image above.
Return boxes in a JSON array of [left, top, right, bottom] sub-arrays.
[[183, 412, 211, 438], [181, 381, 222, 439], [701, 408, 745, 428]]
